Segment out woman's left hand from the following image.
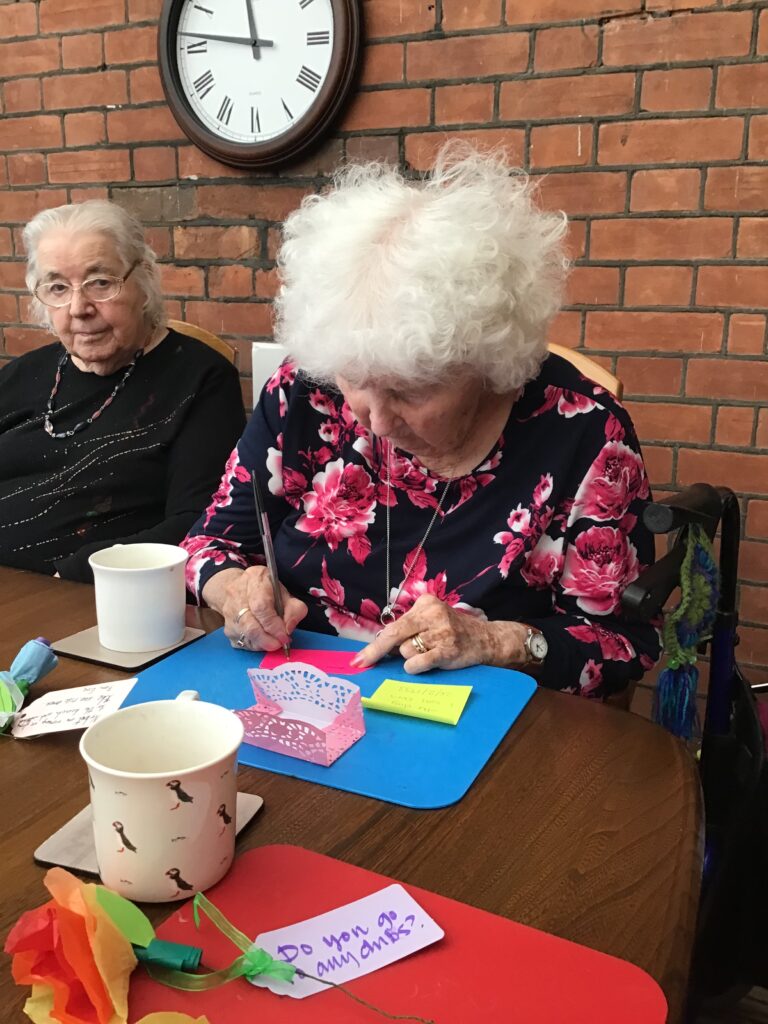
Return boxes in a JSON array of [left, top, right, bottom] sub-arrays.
[[351, 594, 527, 674]]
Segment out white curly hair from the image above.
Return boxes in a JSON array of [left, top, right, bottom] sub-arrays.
[[274, 144, 569, 394], [23, 199, 164, 329]]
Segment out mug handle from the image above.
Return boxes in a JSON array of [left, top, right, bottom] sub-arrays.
[[175, 690, 200, 702]]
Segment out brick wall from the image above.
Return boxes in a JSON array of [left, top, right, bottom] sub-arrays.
[[0, 0, 766, 687]]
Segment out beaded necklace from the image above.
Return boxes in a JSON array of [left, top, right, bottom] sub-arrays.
[[44, 348, 143, 440]]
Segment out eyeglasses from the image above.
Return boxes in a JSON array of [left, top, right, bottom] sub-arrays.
[[34, 261, 141, 308]]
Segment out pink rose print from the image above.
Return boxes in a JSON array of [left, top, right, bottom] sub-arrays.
[[533, 473, 553, 506], [309, 389, 336, 416], [567, 622, 636, 662], [265, 360, 297, 395], [605, 414, 626, 443], [295, 458, 376, 565], [506, 504, 532, 534], [266, 441, 283, 496], [558, 390, 597, 417], [578, 659, 603, 697], [392, 547, 483, 619], [203, 448, 250, 528], [181, 533, 246, 593], [561, 525, 640, 615], [493, 532, 525, 579], [521, 534, 564, 589], [571, 440, 649, 523], [319, 420, 342, 447]]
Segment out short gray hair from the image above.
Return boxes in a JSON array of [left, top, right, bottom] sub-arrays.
[[275, 144, 569, 394], [23, 199, 164, 328]]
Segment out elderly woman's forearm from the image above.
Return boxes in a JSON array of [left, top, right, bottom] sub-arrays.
[[201, 568, 245, 614]]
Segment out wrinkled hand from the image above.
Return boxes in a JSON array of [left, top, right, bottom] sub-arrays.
[[223, 565, 307, 651], [351, 594, 527, 674]]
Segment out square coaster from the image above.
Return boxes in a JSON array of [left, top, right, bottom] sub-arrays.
[[52, 624, 205, 671], [33, 792, 264, 875]]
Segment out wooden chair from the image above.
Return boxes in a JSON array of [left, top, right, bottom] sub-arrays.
[[167, 319, 237, 365], [547, 342, 623, 400]]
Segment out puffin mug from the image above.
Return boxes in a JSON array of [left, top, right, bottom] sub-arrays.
[[79, 693, 244, 902]]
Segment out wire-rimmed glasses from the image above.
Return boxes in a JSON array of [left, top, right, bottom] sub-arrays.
[[34, 260, 140, 308]]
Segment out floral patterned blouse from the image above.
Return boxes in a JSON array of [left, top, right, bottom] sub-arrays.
[[183, 353, 661, 697]]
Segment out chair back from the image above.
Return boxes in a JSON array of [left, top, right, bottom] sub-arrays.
[[547, 343, 623, 400], [167, 319, 237, 365]]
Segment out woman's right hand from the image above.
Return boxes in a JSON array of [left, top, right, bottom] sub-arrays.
[[219, 566, 308, 651]]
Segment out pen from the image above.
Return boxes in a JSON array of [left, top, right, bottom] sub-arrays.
[[251, 470, 291, 660]]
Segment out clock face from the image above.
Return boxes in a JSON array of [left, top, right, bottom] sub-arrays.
[[159, 0, 360, 168]]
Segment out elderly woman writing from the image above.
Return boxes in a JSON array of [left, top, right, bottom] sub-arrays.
[[185, 148, 659, 698], [0, 200, 245, 581]]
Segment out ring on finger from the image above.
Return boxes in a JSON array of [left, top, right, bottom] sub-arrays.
[[234, 606, 249, 625], [411, 633, 427, 655], [235, 633, 248, 649]]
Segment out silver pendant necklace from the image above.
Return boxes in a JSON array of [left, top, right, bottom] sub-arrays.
[[379, 441, 453, 625]]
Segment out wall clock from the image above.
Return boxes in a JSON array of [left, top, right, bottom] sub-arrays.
[[158, 0, 361, 170]]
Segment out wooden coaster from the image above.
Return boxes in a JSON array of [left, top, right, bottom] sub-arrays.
[[52, 624, 205, 671]]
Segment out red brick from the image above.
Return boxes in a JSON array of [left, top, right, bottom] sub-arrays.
[[7, 152, 45, 186], [678, 449, 768, 502], [48, 148, 131, 184], [599, 118, 743, 165], [405, 128, 525, 172], [741, 586, 768, 626], [716, 63, 768, 110], [530, 124, 593, 169], [408, 32, 528, 82], [705, 167, 768, 212], [128, 0, 162, 20], [359, 43, 403, 86], [630, 168, 701, 212], [641, 68, 712, 112], [616, 356, 683, 397], [195, 185, 308, 222], [0, 158, 7, 188], [591, 218, 731, 261], [546, 310, 582, 347], [687, 359, 768, 402], [534, 25, 599, 71], [174, 226, 261, 261], [739, 625, 768, 664], [145, 226, 171, 259], [3, 78, 42, 114], [749, 115, 768, 160], [586, 311, 723, 352], [62, 33, 103, 70], [534, 171, 627, 215], [757, 408, 768, 451], [178, 147, 249, 181], [364, 0, 435, 37], [697, 266, 768, 309], [67, 186, 108, 203], [0, 293, 18, 322], [164, 299, 183, 321], [133, 146, 176, 182], [565, 220, 587, 260], [4, 326, 50, 355], [501, 73, 634, 120], [647, 0, 717, 8], [254, 268, 280, 299], [742, 543, 768, 583], [603, 11, 752, 65], [715, 405, 754, 447], [442, 0, 501, 29], [0, 229, 13, 258], [566, 266, 619, 305], [435, 84, 494, 126], [505, 0, 641, 25], [108, 106, 185, 143], [0, 2, 37, 38], [104, 26, 157, 65], [129, 65, 166, 105], [183, 300, 273, 337], [728, 314, 766, 355], [624, 266, 692, 307], [0, 189, 68, 224], [747, 501, 768, 539], [626, 400, 712, 443], [760, 9, 768, 54], [64, 111, 106, 147], [160, 264, 205, 297], [0, 38, 60, 77], [43, 70, 127, 111], [643, 445, 674, 487], [1, 260, 27, 288], [342, 88, 430, 131], [208, 265, 254, 299], [40, 0, 124, 32], [0, 115, 61, 153]]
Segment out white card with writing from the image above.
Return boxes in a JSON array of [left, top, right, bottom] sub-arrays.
[[250, 884, 444, 998], [11, 679, 137, 739]]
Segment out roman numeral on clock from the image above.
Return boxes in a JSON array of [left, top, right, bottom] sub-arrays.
[[193, 69, 215, 99], [307, 31, 330, 45], [296, 65, 321, 92], [217, 96, 234, 124], [299, 0, 315, 8], [251, 106, 261, 133], [186, 39, 207, 54], [282, 98, 294, 120]]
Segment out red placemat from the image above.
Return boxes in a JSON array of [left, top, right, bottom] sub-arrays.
[[129, 845, 668, 1023]]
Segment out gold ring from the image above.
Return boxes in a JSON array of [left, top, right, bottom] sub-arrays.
[[234, 607, 249, 625], [411, 633, 427, 655]]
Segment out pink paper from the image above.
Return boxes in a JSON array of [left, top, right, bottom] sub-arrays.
[[259, 649, 364, 674]]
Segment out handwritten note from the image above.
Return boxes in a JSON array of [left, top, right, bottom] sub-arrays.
[[250, 884, 443, 999], [259, 649, 365, 675], [361, 679, 472, 725], [11, 679, 136, 739]]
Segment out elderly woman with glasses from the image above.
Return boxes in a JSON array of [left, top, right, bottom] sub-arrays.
[[0, 199, 246, 581], [184, 147, 660, 699]]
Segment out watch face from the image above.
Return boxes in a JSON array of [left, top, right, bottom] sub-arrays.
[[529, 632, 548, 660], [159, 0, 360, 168]]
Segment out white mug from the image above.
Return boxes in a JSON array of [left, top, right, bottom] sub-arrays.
[[88, 543, 188, 652], [79, 694, 244, 902]]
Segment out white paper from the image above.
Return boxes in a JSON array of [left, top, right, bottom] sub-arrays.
[[250, 884, 444, 999], [11, 679, 137, 738]]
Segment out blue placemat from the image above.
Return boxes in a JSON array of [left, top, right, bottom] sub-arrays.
[[123, 627, 537, 809]]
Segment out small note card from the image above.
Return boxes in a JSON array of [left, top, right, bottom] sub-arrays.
[[361, 679, 472, 725], [250, 884, 444, 999], [11, 679, 137, 739]]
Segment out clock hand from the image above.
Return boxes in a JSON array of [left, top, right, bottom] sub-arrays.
[[180, 31, 274, 47], [245, 0, 261, 60]]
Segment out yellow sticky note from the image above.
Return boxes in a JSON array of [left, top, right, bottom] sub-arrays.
[[361, 679, 472, 725]]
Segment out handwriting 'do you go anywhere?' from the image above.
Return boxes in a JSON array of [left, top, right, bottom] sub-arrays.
[[249, 884, 444, 999]]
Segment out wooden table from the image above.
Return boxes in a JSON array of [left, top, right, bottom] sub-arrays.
[[0, 567, 703, 1022]]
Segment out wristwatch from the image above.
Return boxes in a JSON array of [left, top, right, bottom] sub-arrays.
[[522, 626, 548, 666]]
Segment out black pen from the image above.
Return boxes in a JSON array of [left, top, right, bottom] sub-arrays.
[[251, 470, 290, 660]]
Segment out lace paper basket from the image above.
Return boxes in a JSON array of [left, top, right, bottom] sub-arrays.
[[236, 662, 366, 767]]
